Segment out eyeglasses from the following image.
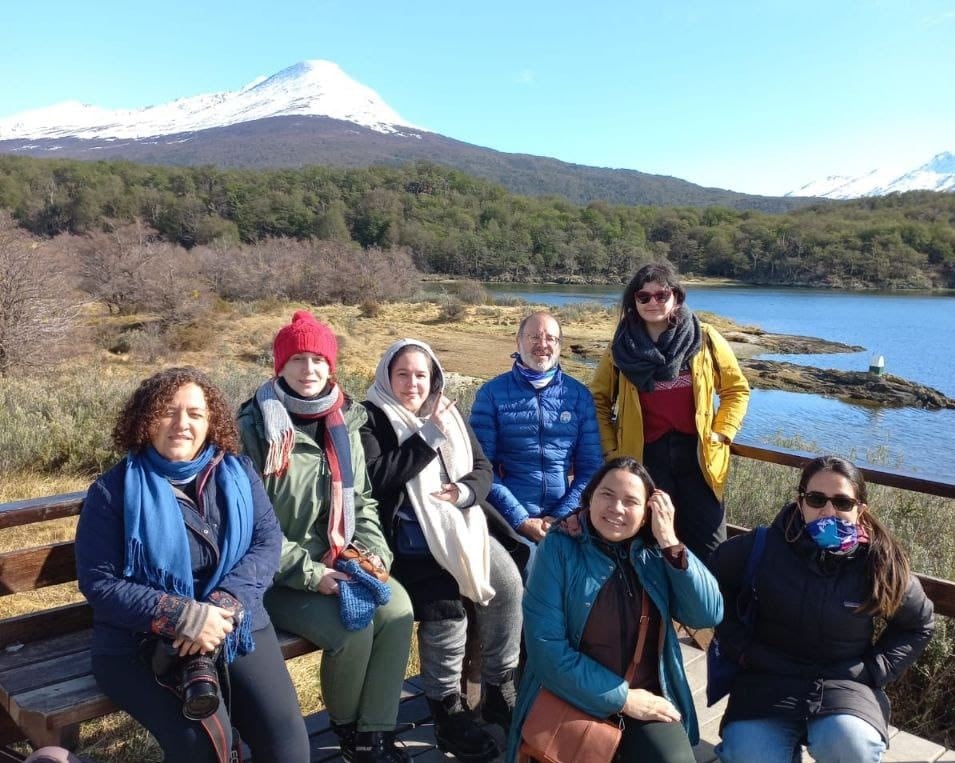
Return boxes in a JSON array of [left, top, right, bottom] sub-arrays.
[[799, 491, 860, 512], [523, 334, 561, 345], [635, 289, 672, 305]]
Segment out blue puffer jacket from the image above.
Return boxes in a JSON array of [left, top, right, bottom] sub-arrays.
[[505, 518, 723, 762], [76, 454, 282, 656], [470, 365, 603, 529]]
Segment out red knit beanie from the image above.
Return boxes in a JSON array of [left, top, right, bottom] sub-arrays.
[[272, 311, 338, 375]]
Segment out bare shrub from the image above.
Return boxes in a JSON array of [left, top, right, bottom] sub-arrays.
[[359, 299, 381, 318], [449, 279, 490, 305], [0, 213, 82, 375], [196, 238, 420, 305], [440, 299, 467, 322], [195, 238, 311, 302], [74, 222, 212, 325]]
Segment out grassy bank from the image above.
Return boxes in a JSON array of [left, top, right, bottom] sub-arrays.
[[1, 298, 952, 756]]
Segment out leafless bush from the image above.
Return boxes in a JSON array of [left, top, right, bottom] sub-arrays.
[[449, 279, 490, 305], [0, 214, 82, 375], [74, 221, 212, 327], [196, 238, 420, 305]]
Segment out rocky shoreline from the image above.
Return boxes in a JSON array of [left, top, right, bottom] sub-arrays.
[[739, 359, 955, 410]]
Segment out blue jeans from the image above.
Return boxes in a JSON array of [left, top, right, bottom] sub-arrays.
[[716, 714, 886, 763]]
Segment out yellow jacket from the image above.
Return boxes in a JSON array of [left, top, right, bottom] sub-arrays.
[[589, 322, 750, 499]]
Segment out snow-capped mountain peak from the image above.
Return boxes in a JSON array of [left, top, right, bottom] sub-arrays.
[[787, 151, 955, 199], [0, 59, 421, 141]]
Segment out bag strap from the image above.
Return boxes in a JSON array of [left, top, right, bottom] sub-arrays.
[[623, 588, 651, 684], [742, 526, 768, 590], [737, 526, 768, 628]]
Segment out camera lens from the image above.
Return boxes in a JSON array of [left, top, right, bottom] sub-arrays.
[[180, 655, 221, 720]]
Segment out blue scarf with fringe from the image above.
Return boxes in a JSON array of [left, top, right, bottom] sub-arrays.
[[123, 445, 255, 662]]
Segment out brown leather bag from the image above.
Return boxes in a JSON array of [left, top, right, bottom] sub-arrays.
[[518, 589, 651, 763], [340, 540, 389, 582]]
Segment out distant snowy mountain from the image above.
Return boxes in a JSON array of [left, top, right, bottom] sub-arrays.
[[0, 60, 421, 140], [787, 152, 955, 199], [0, 60, 814, 211]]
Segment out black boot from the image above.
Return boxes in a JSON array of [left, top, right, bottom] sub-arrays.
[[352, 730, 411, 763], [332, 721, 358, 761], [428, 694, 499, 763], [482, 668, 517, 731]]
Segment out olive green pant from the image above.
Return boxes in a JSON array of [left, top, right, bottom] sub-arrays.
[[265, 577, 414, 731]]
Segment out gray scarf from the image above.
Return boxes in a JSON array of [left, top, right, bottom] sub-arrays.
[[611, 308, 702, 392]]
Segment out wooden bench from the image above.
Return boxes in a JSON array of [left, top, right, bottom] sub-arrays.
[[0, 492, 319, 761]]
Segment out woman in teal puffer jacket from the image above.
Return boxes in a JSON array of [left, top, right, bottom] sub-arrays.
[[506, 456, 723, 763]]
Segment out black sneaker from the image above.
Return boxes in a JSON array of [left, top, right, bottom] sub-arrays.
[[428, 694, 499, 763], [352, 730, 411, 763], [332, 720, 358, 761]]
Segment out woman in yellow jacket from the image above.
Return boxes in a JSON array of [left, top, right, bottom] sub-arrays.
[[590, 263, 750, 565]]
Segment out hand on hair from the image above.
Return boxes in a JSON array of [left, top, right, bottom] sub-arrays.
[[648, 490, 679, 548]]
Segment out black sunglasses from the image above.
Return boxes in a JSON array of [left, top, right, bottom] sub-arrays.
[[800, 491, 860, 512], [635, 289, 672, 305]]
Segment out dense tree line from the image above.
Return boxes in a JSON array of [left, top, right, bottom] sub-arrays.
[[1, 155, 954, 288]]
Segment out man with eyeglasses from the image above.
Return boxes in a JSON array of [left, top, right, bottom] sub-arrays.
[[470, 312, 603, 572]]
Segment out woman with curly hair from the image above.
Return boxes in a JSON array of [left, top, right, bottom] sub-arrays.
[[590, 262, 750, 564], [76, 367, 309, 762], [710, 455, 935, 763]]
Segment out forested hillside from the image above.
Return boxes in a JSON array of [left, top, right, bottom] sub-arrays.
[[2, 155, 953, 288]]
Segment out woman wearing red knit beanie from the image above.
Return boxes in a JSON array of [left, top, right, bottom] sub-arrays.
[[238, 311, 414, 763]]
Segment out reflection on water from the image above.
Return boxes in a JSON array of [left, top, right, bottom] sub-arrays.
[[485, 283, 955, 480], [741, 390, 955, 480]]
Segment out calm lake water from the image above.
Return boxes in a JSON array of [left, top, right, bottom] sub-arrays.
[[487, 284, 955, 482]]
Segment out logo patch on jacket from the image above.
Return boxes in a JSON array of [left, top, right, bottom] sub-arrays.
[[560, 411, 572, 423]]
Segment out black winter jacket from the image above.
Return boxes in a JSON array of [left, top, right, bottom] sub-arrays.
[[710, 503, 934, 741], [359, 400, 496, 621]]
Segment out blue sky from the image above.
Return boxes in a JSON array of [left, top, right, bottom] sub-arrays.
[[3, 0, 953, 195]]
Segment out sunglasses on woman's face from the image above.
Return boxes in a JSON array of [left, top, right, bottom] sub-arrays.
[[635, 289, 672, 304], [800, 491, 860, 512]]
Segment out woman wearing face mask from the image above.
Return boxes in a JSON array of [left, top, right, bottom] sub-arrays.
[[710, 456, 935, 763], [590, 263, 750, 564]]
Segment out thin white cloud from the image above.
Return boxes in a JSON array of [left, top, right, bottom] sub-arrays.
[[922, 9, 955, 24], [515, 69, 536, 86]]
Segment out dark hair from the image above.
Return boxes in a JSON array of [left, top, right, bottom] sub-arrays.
[[387, 344, 442, 398], [796, 455, 910, 617], [581, 456, 657, 543], [112, 367, 239, 455], [619, 262, 687, 328]]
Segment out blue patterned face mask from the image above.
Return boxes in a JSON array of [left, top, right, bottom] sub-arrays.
[[805, 516, 859, 553]]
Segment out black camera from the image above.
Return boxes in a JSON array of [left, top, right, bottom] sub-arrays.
[[151, 640, 222, 720]]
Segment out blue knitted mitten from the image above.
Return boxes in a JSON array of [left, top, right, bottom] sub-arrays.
[[335, 558, 392, 631]]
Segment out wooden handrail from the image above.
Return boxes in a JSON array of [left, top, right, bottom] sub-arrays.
[[1, 444, 953, 616]]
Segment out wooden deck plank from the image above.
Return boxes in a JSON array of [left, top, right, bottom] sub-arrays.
[[0, 635, 949, 761]]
